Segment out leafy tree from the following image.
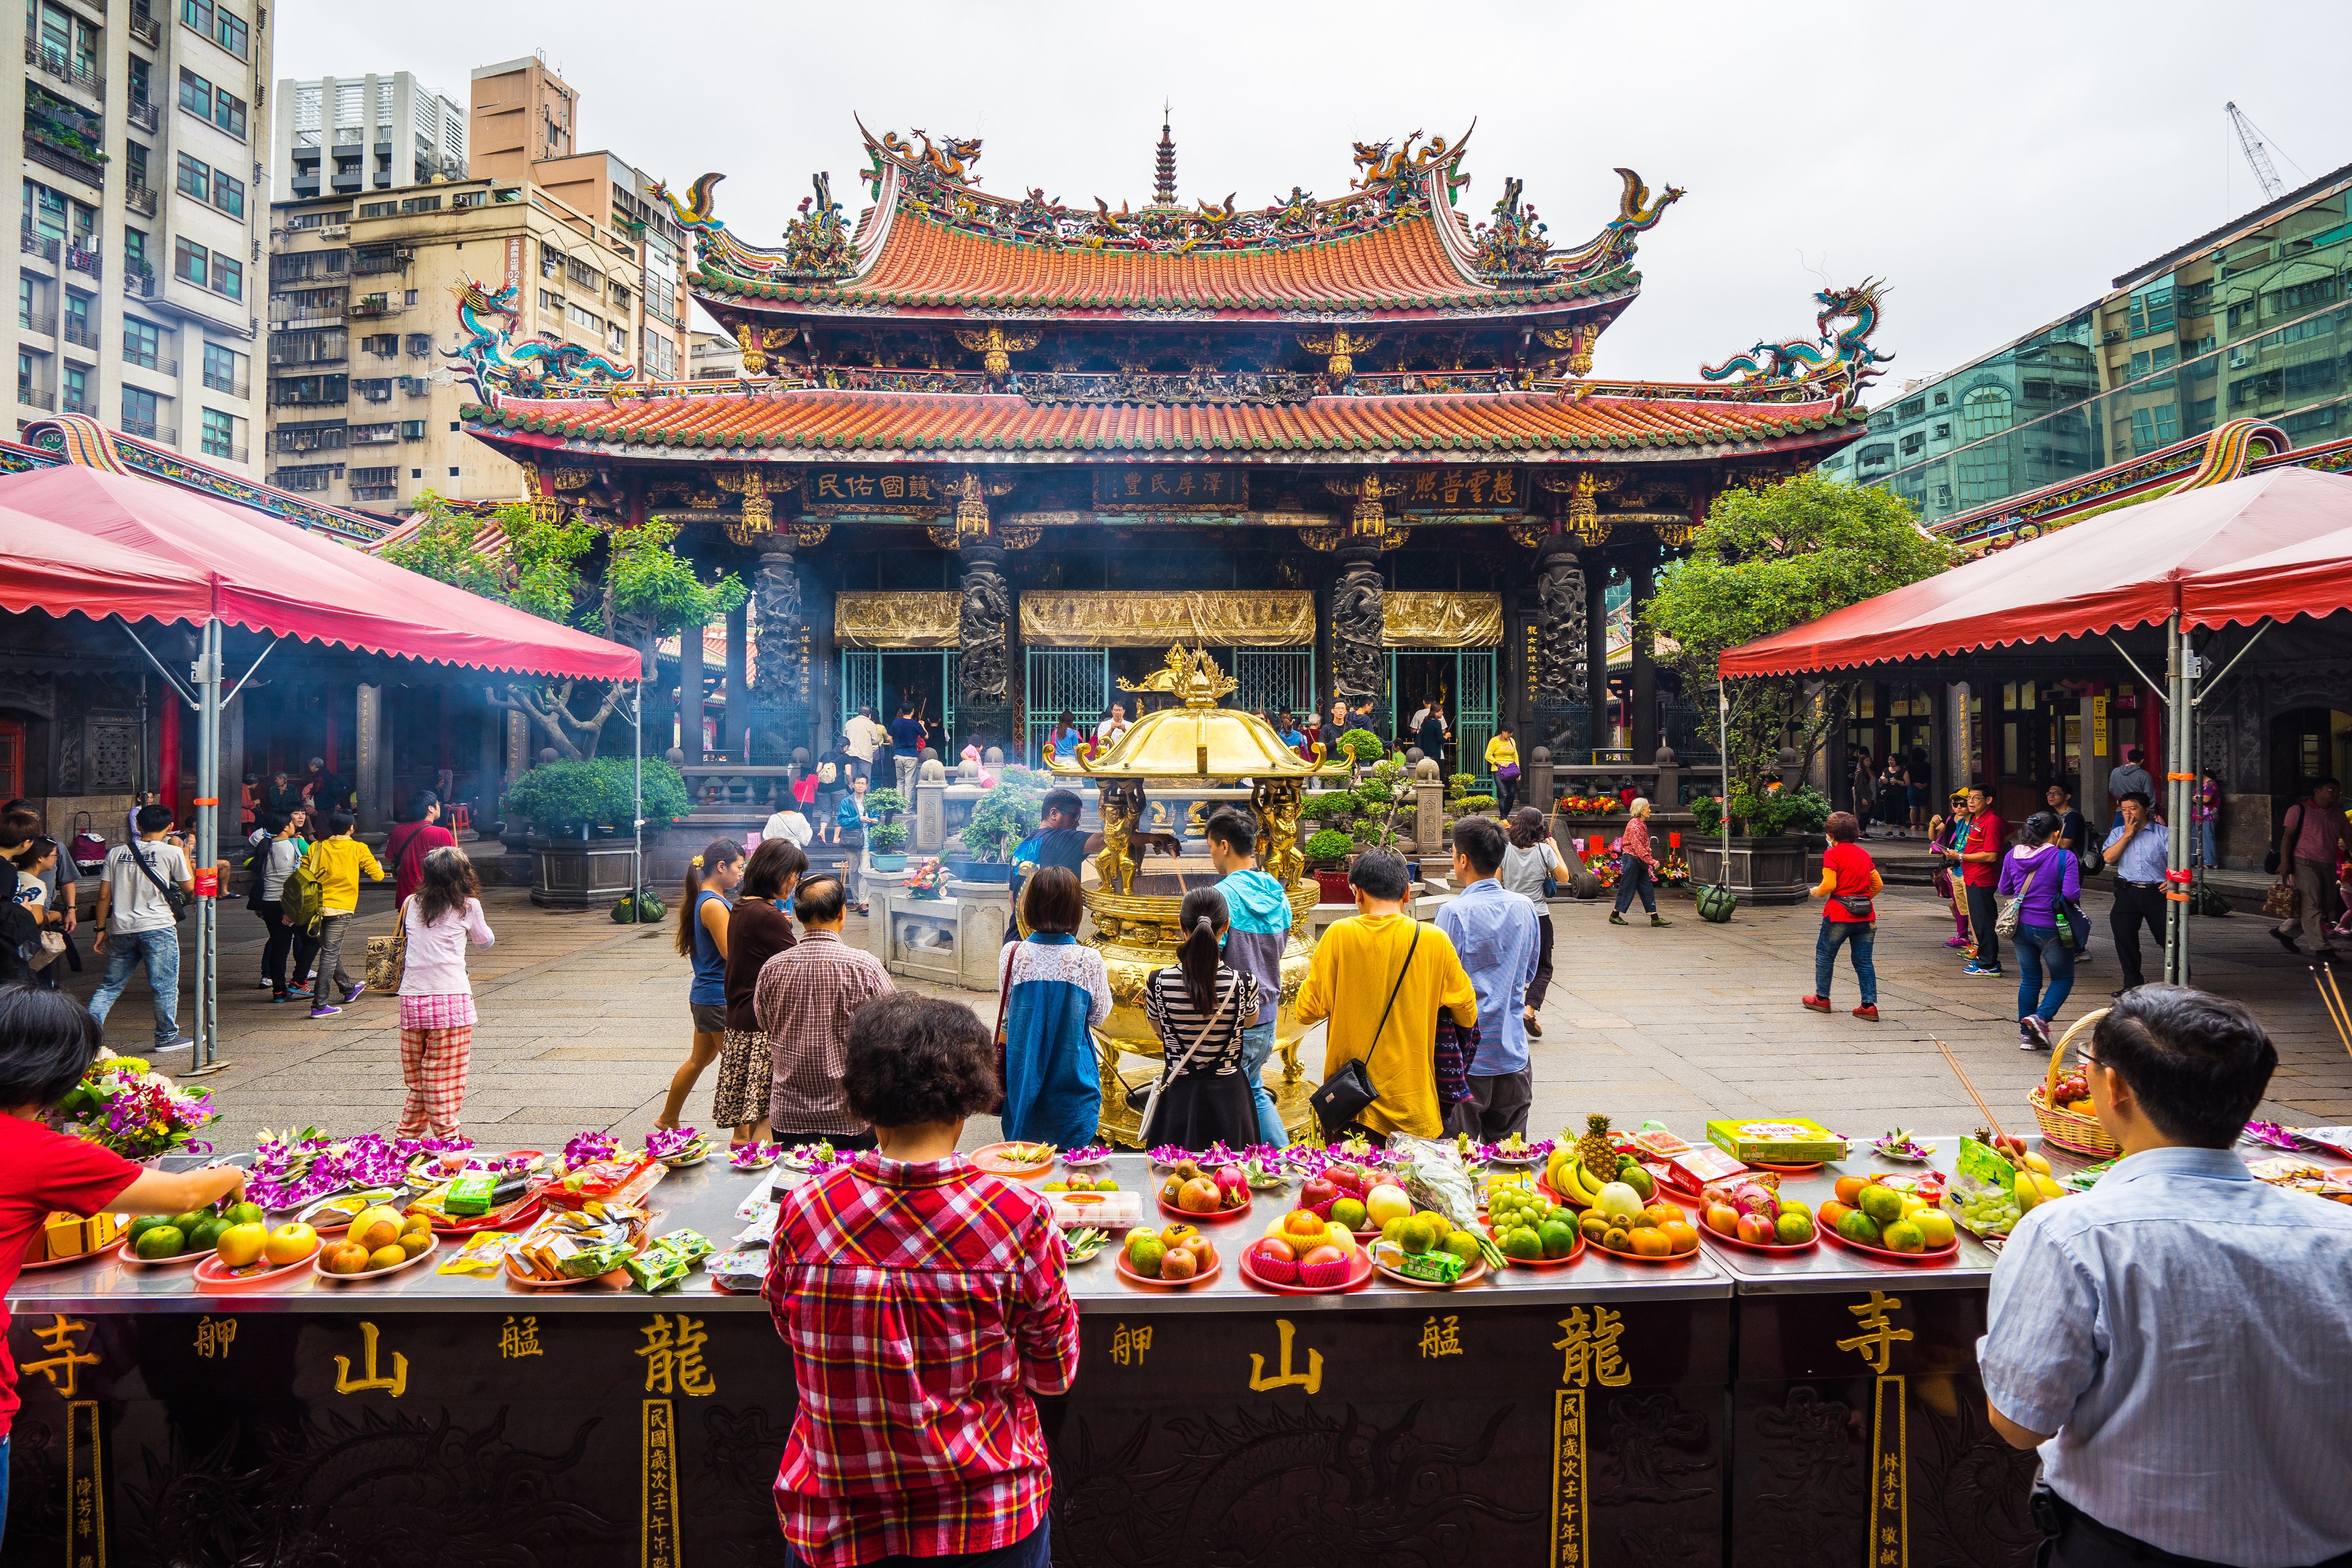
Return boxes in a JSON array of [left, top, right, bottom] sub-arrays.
[[385, 492, 744, 762], [1642, 473, 1952, 809]]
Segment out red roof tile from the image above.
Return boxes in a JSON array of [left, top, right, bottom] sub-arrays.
[[695, 211, 1629, 318], [464, 387, 1863, 458]]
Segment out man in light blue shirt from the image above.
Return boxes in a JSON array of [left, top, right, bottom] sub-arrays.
[[2101, 790, 2171, 993], [1436, 815, 1538, 1139], [1978, 986, 2352, 1568]]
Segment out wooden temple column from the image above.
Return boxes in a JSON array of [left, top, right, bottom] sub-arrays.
[[1584, 554, 1611, 761], [723, 601, 749, 759], [680, 612, 707, 761], [1627, 534, 1660, 764]]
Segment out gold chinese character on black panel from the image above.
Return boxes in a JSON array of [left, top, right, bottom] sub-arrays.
[[1091, 468, 1243, 511], [801, 470, 944, 516], [1402, 466, 1526, 514]]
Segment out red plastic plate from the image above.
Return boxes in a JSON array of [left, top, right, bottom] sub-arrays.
[[1114, 1250, 1223, 1289], [1239, 1247, 1374, 1295], [1820, 1227, 1960, 1264], [1154, 1193, 1253, 1224]]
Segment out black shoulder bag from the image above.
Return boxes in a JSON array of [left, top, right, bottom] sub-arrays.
[[1309, 924, 1419, 1139], [129, 840, 192, 922]]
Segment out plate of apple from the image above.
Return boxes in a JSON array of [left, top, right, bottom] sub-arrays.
[[1241, 1208, 1374, 1293], [1697, 1180, 1820, 1254], [1156, 1158, 1253, 1222], [1116, 1224, 1220, 1287], [194, 1219, 322, 1286], [1819, 1175, 1961, 1261]]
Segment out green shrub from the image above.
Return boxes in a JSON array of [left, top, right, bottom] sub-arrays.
[[1691, 796, 1723, 837], [1305, 828, 1355, 865], [869, 820, 908, 852], [865, 786, 908, 821], [503, 756, 690, 833], [963, 777, 1044, 862], [1447, 771, 1477, 798], [1334, 727, 1385, 766]]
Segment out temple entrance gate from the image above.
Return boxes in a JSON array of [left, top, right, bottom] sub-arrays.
[[1389, 649, 1498, 785], [1230, 647, 1316, 726], [840, 650, 957, 753], [1025, 648, 1110, 767]]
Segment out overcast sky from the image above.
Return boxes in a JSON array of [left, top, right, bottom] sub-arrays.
[[281, 0, 2352, 390]]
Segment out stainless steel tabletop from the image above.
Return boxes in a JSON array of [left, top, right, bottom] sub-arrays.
[[6, 1145, 2067, 1316]]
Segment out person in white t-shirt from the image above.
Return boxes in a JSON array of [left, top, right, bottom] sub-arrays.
[[89, 803, 194, 1052], [761, 801, 814, 850], [843, 707, 882, 769], [1094, 701, 1131, 746]]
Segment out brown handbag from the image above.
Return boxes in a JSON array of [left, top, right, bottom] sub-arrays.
[[2263, 880, 2301, 922]]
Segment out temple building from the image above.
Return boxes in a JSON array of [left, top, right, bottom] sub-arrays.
[[451, 120, 1885, 776]]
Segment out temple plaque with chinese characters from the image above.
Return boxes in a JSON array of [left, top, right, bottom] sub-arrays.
[[799, 469, 948, 514], [1092, 467, 1248, 510], [1400, 466, 1526, 513]]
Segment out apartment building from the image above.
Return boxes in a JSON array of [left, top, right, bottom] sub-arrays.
[[10, 0, 270, 473], [265, 173, 652, 514], [270, 71, 467, 202], [466, 56, 690, 380]]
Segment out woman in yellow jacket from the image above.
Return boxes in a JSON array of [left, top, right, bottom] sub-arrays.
[[1295, 848, 1477, 1140], [1485, 725, 1522, 814], [300, 810, 384, 1018]]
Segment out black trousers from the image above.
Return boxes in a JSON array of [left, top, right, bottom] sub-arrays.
[[2109, 881, 2167, 989], [1526, 916, 1556, 1009], [1966, 881, 2002, 968]]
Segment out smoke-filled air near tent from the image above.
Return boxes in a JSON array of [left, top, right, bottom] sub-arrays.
[[0, 456, 638, 1069], [1721, 464, 2352, 984]]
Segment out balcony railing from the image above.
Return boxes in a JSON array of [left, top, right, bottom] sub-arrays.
[[117, 418, 173, 442], [18, 311, 54, 335], [61, 318, 99, 349], [126, 96, 159, 132], [129, 4, 159, 43], [122, 356, 179, 377], [199, 443, 249, 464], [62, 396, 97, 416], [63, 243, 100, 280], [124, 179, 157, 217], [351, 254, 410, 276], [17, 386, 53, 410], [123, 268, 154, 298], [347, 297, 401, 318], [25, 137, 105, 189], [352, 484, 397, 502], [20, 229, 59, 263], [201, 371, 248, 398], [23, 43, 104, 97]]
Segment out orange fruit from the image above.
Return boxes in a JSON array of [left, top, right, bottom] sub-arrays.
[[1833, 1175, 1867, 1206], [1628, 1226, 1672, 1257], [1661, 1221, 1700, 1254]]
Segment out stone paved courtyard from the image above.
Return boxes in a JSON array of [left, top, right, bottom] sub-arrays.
[[62, 872, 2352, 1155]]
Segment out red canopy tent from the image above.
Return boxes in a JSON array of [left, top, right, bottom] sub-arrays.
[[0, 462, 641, 1070], [1719, 466, 2352, 677], [1717, 464, 2352, 987], [0, 464, 639, 679]]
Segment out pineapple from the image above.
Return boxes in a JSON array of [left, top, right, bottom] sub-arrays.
[[1575, 1113, 1615, 1182]]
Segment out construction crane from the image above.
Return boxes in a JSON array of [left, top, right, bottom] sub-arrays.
[[2225, 102, 2286, 200]]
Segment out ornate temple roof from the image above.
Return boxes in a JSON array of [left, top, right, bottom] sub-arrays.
[[658, 124, 1680, 324], [459, 386, 1863, 462]]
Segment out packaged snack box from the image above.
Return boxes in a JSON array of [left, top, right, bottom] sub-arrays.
[[1705, 1117, 1848, 1165]]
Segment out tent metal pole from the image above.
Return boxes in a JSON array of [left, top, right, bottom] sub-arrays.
[[190, 618, 224, 1074], [1717, 684, 1733, 879], [2164, 613, 2192, 987], [633, 680, 644, 916]]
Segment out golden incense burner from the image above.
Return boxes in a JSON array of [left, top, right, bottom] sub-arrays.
[[1044, 644, 1344, 1146]]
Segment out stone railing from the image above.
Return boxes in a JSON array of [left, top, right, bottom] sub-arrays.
[[679, 763, 797, 814]]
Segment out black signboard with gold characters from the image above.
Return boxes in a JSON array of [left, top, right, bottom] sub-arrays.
[[798, 469, 949, 514]]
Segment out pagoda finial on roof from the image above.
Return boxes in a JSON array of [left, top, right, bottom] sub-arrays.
[[1153, 104, 1177, 208]]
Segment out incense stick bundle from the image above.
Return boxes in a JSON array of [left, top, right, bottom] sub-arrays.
[[1932, 1037, 2007, 1141], [2316, 963, 2352, 1060]]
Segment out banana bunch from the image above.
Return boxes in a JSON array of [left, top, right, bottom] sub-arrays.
[[1547, 1145, 1657, 1205]]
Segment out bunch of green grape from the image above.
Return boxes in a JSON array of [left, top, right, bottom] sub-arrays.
[[1487, 1186, 1555, 1232], [1950, 1186, 2020, 1236]]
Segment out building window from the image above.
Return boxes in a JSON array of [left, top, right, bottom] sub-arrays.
[[176, 152, 211, 203], [1961, 384, 2012, 439], [212, 255, 242, 300], [538, 289, 565, 315], [178, 67, 213, 121], [215, 6, 247, 58], [179, 69, 246, 138], [213, 170, 245, 219], [357, 201, 395, 219], [175, 237, 209, 285], [121, 385, 159, 432], [285, 210, 350, 231], [2130, 405, 2180, 451], [202, 342, 239, 391], [200, 407, 236, 458], [15, 277, 31, 330], [124, 228, 149, 273], [124, 317, 162, 369], [360, 333, 398, 356], [399, 420, 426, 440], [398, 194, 442, 214], [2126, 279, 2175, 339], [567, 303, 603, 334]]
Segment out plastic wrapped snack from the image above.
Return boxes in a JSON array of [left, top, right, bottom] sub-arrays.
[[1395, 1250, 1466, 1284], [560, 1240, 633, 1280], [1942, 1137, 2025, 1239]]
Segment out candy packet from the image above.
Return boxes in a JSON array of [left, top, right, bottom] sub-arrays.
[[1941, 1137, 2023, 1238]]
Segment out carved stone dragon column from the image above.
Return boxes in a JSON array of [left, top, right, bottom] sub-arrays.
[[1330, 538, 1385, 720], [749, 539, 808, 764], [957, 542, 1014, 755], [1534, 532, 1589, 755]]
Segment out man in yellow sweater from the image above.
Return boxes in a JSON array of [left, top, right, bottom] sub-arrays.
[[1296, 848, 1477, 1139], [300, 810, 383, 1018]]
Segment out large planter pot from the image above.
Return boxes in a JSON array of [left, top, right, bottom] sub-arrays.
[[1311, 867, 1353, 904], [870, 852, 909, 873], [943, 858, 1012, 884], [529, 834, 639, 910], [1686, 835, 1817, 906]]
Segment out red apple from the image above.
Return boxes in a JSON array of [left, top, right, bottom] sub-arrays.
[[1188, 1240, 1218, 1270], [1700, 1184, 1735, 1210], [1300, 1176, 1338, 1210], [1251, 1237, 1294, 1265], [1703, 1203, 1741, 1237], [1177, 1176, 1224, 1213], [1159, 1246, 1199, 1280], [1736, 1213, 1777, 1245], [1302, 1245, 1344, 1268]]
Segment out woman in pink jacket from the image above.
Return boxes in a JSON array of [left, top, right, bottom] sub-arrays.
[[395, 846, 496, 1137], [1608, 797, 1670, 928]]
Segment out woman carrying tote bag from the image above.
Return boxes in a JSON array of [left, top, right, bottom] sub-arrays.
[[1136, 887, 1261, 1150]]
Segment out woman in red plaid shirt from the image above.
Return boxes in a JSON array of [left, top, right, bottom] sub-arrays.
[[765, 993, 1080, 1567]]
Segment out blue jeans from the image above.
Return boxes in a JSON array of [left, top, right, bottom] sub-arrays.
[[1813, 919, 1877, 1005], [87, 926, 181, 1046], [2015, 923, 2075, 1023], [2196, 819, 2217, 867], [1238, 1018, 1286, 1147], [0, 1432, 10, 1558]]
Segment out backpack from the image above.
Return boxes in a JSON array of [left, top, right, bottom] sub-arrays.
[[282, 846, 328, 934]]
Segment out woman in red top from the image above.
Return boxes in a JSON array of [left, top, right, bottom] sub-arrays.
[[1804, 811, 1883, 1020], [0, 990, 251, 1551], [764, 994, 1078, 1567], [1608, 798, 1670, 927]]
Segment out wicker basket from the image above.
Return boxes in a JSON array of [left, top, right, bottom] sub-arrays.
[[2029, 1009, 2122, 1158]]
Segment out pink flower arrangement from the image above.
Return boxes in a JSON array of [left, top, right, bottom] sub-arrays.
[[903, 857, 951, 899], [560, 1130, 621, 1171], [645, 1126, 704, 1160], [61, 1060, 215, 1161]]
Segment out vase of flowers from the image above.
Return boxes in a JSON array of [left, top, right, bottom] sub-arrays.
[[903, 857, 950, 900], [56, 1058, 215, 1161]]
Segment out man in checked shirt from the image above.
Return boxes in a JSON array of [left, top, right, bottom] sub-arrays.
[[764, 993, 1079, 1567]]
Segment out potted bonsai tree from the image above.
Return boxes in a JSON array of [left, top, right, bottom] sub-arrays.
[[502, 757, 689, 911], [1304, 828, 1356, 904], [864, 785, 911, 871], [952, 775, 1042, 883]]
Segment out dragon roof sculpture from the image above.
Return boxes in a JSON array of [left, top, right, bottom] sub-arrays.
[[1700, 281, 1893, 412]]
